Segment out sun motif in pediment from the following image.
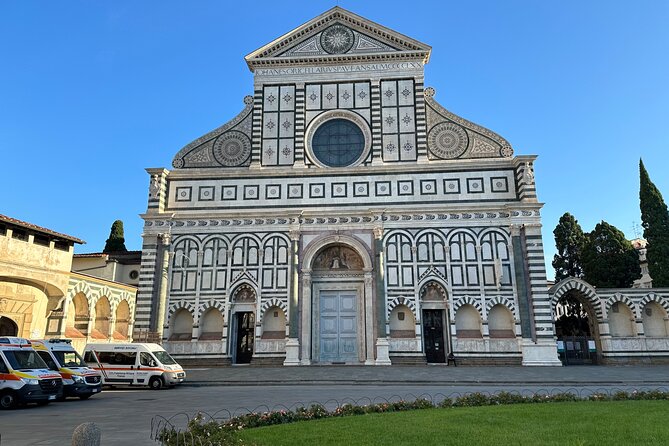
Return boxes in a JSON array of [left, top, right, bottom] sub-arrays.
[[320, 24, 355, 54]]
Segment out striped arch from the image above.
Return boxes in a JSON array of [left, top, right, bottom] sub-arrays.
[[387, 296, 417, 319], [446, 227, 479, 244], [259, 298, 288, 322], [605, 293, 640, 319], [197, 299, 226, 320], [477, 228, 511, 243], [486, 296, 518, 320], [229, 281, 259, 303], [229, 232, 263, 247], [382, 228, 414, 245], [168, 299, 197, 318], [200, 234, 230, 246], [172, 234, 203, 248], [67, 281, 92, 302], [262, 232, 291, 246], [639, 292, 669, 314], [452, 296, 483, 314], [548, 277, 602, 319]]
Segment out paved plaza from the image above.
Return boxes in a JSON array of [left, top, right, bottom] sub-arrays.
[[2, 365, 669, 445]]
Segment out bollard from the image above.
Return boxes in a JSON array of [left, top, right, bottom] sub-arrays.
[[71, 422, 101, 446]]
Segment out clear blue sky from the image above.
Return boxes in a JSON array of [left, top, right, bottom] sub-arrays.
[[1, 1, 667, 279]]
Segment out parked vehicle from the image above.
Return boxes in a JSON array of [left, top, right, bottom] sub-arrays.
[[83, 343, 186, 389], [31, 339, 102, 400], [0, 337, 63, 409]]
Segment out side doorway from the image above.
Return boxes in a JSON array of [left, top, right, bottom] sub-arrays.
[[234, 312, 255, 364], [422, 309, 446, 363]]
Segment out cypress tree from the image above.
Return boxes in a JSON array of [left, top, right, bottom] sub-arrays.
[[639, 159, 669, 286], [103, 220, 128, 253], [552, 212, 586, 282], [581, 221, 640, 288]]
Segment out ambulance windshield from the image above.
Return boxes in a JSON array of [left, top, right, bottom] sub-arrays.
[[4, 350, 49, 371], [152, 350, 177, 365], [53, 350, 86, 367]]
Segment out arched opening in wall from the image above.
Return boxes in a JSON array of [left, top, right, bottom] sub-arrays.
[[114, 300, 130, 340], [169, 309, 193, 341], [642, 302, 668, 337], [553, 288, 600, 365], [231, 284, 257, 364], [261, 306, 286, 339], [0, 316, 18, 336], [420, 281, 449, 363], [389, 305, 415, 338], [199, 308, 224, 341], [92, 297, 111, 340], [65, 293, 89, 339], [488, 304, 515, 338], [455, 304, 482, 339], [609, 302, 636, 337]]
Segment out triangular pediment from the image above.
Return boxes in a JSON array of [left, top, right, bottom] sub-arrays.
[[245, 7, 431, 70]]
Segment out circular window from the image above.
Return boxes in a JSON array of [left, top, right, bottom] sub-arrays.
[[312, 119, 365, 167], [129, 270, 139, 280]]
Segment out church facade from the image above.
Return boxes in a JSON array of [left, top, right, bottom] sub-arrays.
[[135, 7, 561, 366]]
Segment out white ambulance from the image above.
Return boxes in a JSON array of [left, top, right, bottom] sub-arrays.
[[31, 339, 103, 400], [0, 337, 63, 409], [83, 343, 186, 389]]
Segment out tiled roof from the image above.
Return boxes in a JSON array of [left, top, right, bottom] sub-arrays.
[[0, 213, 85, 244]]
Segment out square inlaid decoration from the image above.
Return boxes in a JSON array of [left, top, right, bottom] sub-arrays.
[[221, 185, 237, 201], [331, 182, 347, 198], [353, 182, 369, 197], [198, 186, 215, 201], [490, 176, 509, 193], [466, 177, 485, 194], [288, 183, 303, 199], [175, 187, 192, 202], [397, 180, 414, 196], [420, 179, 437, 195], [265, 184, 282, 200], [375, 181, 391, 197], [443, 179, 460, 195], [243, 185, 260, 200], [309, 183, 325, 199]]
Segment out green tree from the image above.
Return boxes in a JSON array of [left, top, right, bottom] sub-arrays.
[[103, 220, 128, 253], [552, 212, 586, 282], [639, 159, 669, 286], [581, 221, 640, 288]]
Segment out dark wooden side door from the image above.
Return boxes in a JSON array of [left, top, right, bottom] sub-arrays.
[[423, 310, 446, 363], [235, 312, 255, 364]]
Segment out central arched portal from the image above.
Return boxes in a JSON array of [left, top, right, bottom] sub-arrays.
[[301, 236, 375, 365]]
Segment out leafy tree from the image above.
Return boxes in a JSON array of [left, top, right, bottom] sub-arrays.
[[552, 212, 586, 282], [639, 159, 669, 286], [103, 220, 128, 253], [581, 221, 640, 288]]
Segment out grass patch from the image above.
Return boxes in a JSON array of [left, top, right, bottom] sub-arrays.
[[239, 400, 669, 445]]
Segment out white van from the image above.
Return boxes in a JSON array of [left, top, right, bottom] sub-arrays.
[[83, 343, 185, 389], [31, 339, 102, 400], [0, 337, 63, 409]]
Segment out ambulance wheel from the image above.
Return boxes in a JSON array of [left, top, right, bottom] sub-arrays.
[[0, 390, 17, 409], [149, 377, 163, 390]]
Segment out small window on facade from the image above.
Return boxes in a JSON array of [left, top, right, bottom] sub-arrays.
[[33, 234, 50, 246], [398, 312, 405, 321], [12, 229, 28, 241], [54, 240, 70, 251], [129, 270, 139, 280], [0, 224, 6, 236], [274, 311, 279, 318], [612, 303, 619, 313], [646, 307, 652, 317]]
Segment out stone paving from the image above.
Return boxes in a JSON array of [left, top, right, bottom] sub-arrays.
[[183, 364, 669, 386]]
